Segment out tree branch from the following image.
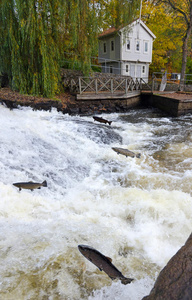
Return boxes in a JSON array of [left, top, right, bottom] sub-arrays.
[[156, 0, 190, 26]]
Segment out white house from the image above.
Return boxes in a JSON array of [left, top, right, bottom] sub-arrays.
[[98, 19, 156, 82]]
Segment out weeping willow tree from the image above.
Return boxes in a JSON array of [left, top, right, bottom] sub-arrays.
[[0, 0, 140, 97], [0, 0, 62, 96]]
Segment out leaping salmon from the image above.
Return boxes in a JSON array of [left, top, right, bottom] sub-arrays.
[[112, 147, 141, 158], [93, 116, 112, 125], [13, 180, 47, 191], [78, 244, 134, 285]]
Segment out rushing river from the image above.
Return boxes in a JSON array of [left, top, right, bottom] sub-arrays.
[[0, 104, 192, 300]]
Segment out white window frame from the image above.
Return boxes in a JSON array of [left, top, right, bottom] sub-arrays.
[[126, 38, 131, 52], [135, 39, 140, 52], [103, 41, 107, 54], [142, 65, 146, 75], [125, 63, 130, 75], [144, 40, 149, 54]]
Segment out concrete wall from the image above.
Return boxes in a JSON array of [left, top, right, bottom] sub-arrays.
[[141, 93, 192, 117]]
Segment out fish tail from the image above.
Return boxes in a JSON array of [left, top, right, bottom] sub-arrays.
[[108, 121, 112, 125], [42, 180, 47, 187], [120, 277, 134, 285]]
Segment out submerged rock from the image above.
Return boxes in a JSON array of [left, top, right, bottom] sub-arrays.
[[142, 233, 192, 300]]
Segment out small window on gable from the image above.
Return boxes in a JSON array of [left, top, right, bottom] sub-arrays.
[[111, 40, 114, 51], [144, 41, 149, 53], [126, 39, 131, 51], [136, 40, 140, 52], [103, 42, 107, 53]]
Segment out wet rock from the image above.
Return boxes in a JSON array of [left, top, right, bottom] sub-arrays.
[[1, 99, 18, 109], [142, 232, 192, 300]]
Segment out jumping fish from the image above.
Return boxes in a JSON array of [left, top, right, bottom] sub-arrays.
[[13, 180, 47, 191], [93, 116, 112, 125], [78, 244, 134, 285], [112, 147, 141, 158]]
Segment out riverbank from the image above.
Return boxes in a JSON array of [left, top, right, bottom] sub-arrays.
[[1, 87, 192, 116], [0, 87, 141, 115], [0, 87, 74, 113]]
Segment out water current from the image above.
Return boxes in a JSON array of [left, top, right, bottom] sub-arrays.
[[0, 104, 192, 300]]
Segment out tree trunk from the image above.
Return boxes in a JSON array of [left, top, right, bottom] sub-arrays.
[[179, 26, 192, 91]]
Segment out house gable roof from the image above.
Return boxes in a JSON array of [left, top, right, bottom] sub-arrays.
[[99, 19, 156, 40], [98, 27, 118, 38]]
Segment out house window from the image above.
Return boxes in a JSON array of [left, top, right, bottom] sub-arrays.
[[135, 40, 140, 52], [111, 40, 114, 51], [110, 66, 113, 73], [103, 42, 107, 53], [125, 64, 130, 75], [126, 39, 131, 51], [142, 65, 146, 75], [144, 41, 149, 53]]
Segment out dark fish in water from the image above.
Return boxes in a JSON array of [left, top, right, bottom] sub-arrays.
[[93, 116, 112, 125], [78, 244, 134, 285], [13, 180, 47, 191], [112, 147, 141, 158]]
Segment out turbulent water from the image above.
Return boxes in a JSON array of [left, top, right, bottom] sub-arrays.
[[0, 104, 192, 300]]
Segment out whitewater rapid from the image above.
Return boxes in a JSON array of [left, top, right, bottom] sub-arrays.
[[0, 104, 192, 299]]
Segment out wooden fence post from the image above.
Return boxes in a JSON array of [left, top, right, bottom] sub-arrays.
[[95, 78, 98, 94], [111, 79, 113, 94], [125, 78, 128, 94], [79, 77, 82, 94]]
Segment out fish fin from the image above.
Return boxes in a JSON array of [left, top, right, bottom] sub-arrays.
[[38, 187, 41, 189], [19, 188, 21, 191], [98, 267, 103, 271], [42, 180, 47, 187], [120, 277, 134, 285], [105, 256, 112, 263], [136, 153, 141, 158], [108, 121, 112, 125]]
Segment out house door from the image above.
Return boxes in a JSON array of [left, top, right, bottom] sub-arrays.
[[136, 64, 141, 78], [130, 64, 135, 79], [130, 64, 141, 79]]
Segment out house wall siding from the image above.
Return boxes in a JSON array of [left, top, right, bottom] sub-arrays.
[[98, 34, 121, 63], [121, 23, 153, 63]]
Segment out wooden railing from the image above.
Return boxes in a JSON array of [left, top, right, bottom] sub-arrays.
[[68, 76, 153, 94], [78, 77, 145, 95]]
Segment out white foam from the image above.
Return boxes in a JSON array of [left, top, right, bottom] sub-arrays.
[[0, 106, 192, 299]]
